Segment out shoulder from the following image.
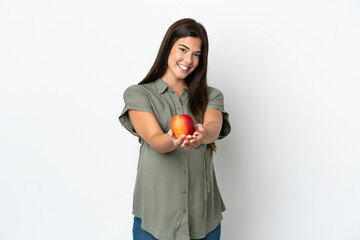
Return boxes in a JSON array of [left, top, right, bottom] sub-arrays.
[[124, 83, 152, 93], [207, 86, 224, 99], [123, 82, 155, 97]]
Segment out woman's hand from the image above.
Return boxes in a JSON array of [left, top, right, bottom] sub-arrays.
[[167, 129, 187, 148], [180, 124, 206, 151]]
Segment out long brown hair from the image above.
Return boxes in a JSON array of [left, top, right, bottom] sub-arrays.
[[139, 18, 216, 152]]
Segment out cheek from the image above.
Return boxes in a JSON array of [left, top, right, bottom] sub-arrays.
[[172, 52, 183, 62], [193, 58, 200, 68], [168, 52, 178, 65]]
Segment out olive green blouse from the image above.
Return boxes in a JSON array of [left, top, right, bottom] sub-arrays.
[[119, 78, 231, 239]]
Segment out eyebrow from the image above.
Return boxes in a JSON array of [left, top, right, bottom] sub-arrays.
[[179, 44, 202, 53]]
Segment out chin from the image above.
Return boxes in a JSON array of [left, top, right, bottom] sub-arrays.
[[176, 74, 188, 80], [179, 71, 194, 79]]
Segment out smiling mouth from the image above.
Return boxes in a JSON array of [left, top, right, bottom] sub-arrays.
[[178, 64, 190, 71]]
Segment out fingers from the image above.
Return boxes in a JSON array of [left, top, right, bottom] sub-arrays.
[[186, 135, 193, 140], [198, 126, 205, 133], [193, 125, 205, 138], [190, 130, 204, 144], [181, 136, 202, 149], [177, 134, 186, 142], [197, 125, 205, 132], [175, 131, 204, 150], [178, 134, 195, 149], [169, 129, 200, 150], [168, 129, 173, 136], [195, 123, 205, 131], [174, 134, 186, 147], [182, 142, 195, 151], [181, 143, 193, 151]]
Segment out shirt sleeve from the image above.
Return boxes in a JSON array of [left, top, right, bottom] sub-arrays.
[[118, 85, 153, 137], [206, 87, 231, 139]]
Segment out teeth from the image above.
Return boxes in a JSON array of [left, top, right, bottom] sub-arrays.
[[178, 64, 189, 70]]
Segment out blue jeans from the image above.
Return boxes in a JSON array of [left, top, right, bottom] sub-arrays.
[[133, 216, 221, 240]]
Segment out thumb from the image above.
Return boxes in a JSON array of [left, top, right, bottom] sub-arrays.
[[168, 129, 173, 136], [175, 134, 185, 146], [198, 125, 205, 133]]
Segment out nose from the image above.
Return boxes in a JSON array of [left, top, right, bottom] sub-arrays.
[[184, 53, 192, 65]]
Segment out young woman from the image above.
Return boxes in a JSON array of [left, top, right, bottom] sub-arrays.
[[119, 18, 231, 240]]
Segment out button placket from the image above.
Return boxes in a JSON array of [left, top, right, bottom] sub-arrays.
[[169, 91, 183, 115], [168, 87, 190, 226], [181, 149, 189, 217]]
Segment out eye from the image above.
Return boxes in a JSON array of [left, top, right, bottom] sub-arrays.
[[194, 53, 201, 58], [179, 48, 186, 53]]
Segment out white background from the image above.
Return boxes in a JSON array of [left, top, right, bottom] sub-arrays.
[[1, 0, 359, 239]]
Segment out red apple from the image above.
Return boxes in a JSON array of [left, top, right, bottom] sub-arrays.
[[171, 114, 195, 139]]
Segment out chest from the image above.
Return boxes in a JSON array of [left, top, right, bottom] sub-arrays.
[[148, 91, 199, 132]]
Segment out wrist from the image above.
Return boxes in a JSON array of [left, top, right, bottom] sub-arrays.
[[201, 126, 209, 144]]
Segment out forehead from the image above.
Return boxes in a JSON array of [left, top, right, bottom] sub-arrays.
[[174, 37, 202, 51]]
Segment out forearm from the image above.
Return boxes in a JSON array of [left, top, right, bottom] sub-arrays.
[[148, 133, 177, 154], [202, 121, 222, 144]]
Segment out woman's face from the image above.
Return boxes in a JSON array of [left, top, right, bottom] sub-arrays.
[[164, 36, 202, 81]]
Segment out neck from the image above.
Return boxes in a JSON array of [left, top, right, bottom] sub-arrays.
[[161, 75, 187, 92]]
